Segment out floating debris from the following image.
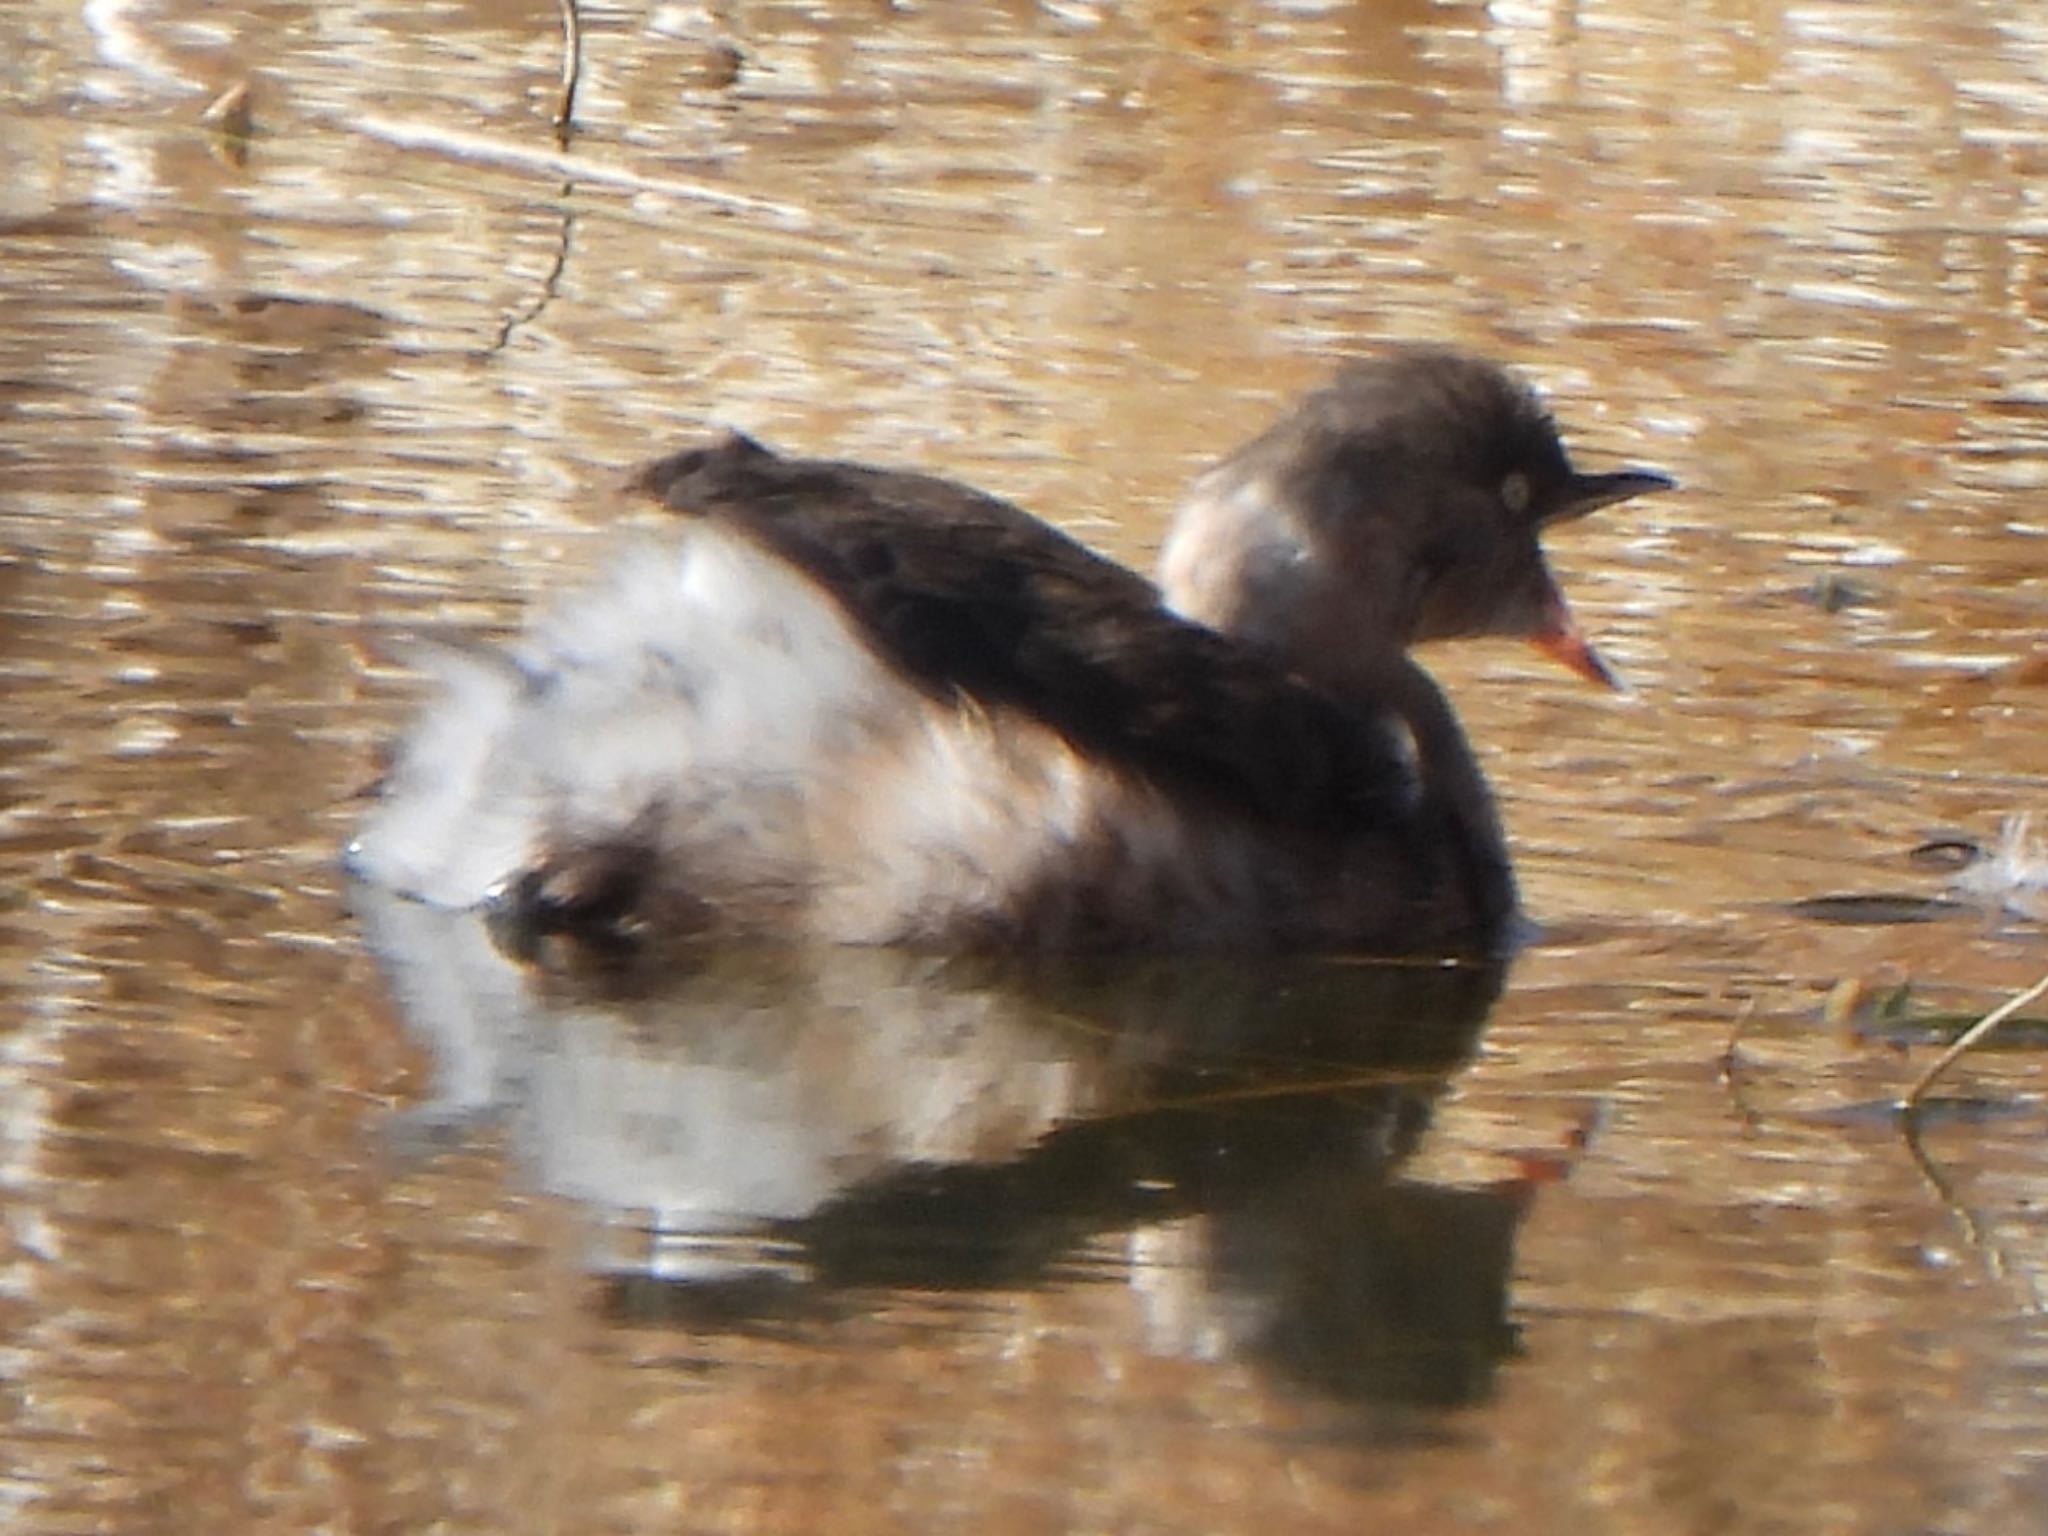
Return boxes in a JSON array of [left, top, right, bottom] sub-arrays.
[[201, 80, 254, 167], [1902, 970, 2048, 1118], [695, 41, 745, 90], [1787, 893, 1974, 926], [1802, 572, 1881, 612], [1823, 971, 1915, 1041], [1953, 814, 2048, 923]]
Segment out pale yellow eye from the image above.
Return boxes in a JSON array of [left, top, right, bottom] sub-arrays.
[[1499, 471, 1531, 516]]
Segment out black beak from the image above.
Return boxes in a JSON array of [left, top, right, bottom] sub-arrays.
[[1543, 468, 1674, 526]]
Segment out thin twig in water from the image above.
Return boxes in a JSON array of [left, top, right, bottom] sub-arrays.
[[484, 209, 579, 357], [1900, 969, 2048, 1119], [554, 0, 583, 148], [1718, 995, 1755, 1082], [488, 0, 583, 356], [1900, 1114, 2047, 1314], [1717, 995, 1762, 1131]]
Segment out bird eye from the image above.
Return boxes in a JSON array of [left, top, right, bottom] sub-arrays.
[[1499, 471, 1531, 517]]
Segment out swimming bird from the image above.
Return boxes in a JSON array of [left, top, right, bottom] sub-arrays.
[[346, 345, 1671, 955]]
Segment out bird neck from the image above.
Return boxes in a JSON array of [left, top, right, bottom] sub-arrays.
[[1158, 469, 1414, 695], [1362, 658, 1517, 940], [1159, 483, 1303, 637], [1160, 547, 1406, 701]]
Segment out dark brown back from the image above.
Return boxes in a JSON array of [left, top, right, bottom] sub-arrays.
[[629, 435, 1417, 829]]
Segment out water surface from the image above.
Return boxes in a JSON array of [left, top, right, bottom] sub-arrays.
[[5, 1, 2048, 1531]]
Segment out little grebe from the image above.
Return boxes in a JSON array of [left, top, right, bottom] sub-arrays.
[[347, 346, 1671, 954]]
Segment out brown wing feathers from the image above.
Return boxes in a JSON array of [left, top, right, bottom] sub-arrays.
[[627, 434, 1416, 829]]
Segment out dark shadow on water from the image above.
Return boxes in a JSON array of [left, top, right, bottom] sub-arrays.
[[355, 883, 1529, 1414]]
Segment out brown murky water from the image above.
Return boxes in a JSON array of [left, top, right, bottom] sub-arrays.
[[6, 1, 2048, 1531]]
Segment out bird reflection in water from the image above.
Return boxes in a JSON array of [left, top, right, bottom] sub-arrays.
[[357, 883, 1537, 1415]]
